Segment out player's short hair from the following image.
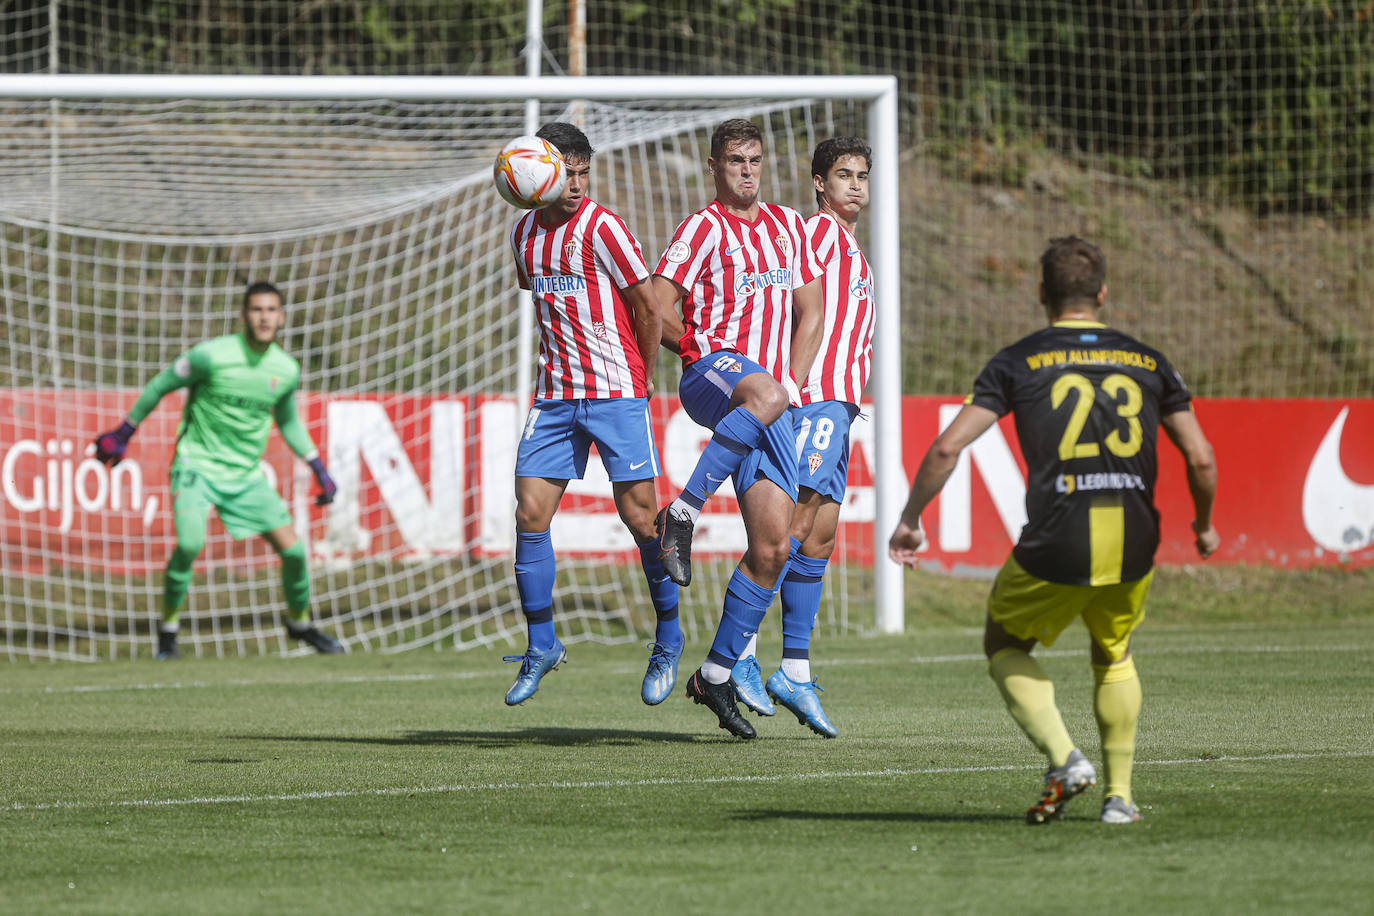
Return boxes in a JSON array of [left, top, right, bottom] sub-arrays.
[[812, 136, 872, 205], [536, 121, 593, 163], [710, 119, 763, 159], [243, 281, 284, 309], [1040, 236, 1106, 310]]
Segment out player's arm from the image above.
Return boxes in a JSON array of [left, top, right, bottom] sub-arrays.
[[621, 277, 661, 394], [274, 388, 337, 506], [888, 404, 1001, 568], [789, 277, 824, 384], [1161, 408, 1219, 559], [93, 348, 206, 466], [652, 275, 686, 354]]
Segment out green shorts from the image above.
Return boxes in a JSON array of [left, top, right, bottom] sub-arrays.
[[171, 461, 293, 540], [986, 553, 1153, 662]]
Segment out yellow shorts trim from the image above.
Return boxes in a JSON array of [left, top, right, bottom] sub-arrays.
[[986, 554, 1152, 661]]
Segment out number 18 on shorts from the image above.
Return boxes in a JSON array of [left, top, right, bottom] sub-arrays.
[[792, 401, 860, 501]]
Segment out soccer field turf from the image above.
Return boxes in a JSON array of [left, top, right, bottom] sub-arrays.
[[3, 622, 1371, 915]]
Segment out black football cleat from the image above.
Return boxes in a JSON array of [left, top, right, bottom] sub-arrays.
[[155, 630, 179, 660], [290, 626, 345, 654], [655, 507, 695, 587], [685, 668, 756, 739]]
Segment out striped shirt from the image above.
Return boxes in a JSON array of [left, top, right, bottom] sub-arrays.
[[797, 212, 875, 406], [510, 197, 652, 399], [655, 200, 821, 401]]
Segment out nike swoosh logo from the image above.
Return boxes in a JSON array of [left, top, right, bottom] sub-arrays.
[[725, 245, 742, 256], [846, 248, 860, 256], [629, 459, 650, 471], [1302, 406, 1374, 552]]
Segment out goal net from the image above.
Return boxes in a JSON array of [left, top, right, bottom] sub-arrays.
[[0, 77, 901, 661]]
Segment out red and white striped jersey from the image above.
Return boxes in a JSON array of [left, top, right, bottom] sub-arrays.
[[510, 197, 652, 399], [655, 200, 821, 401], [797, 211, 876, 406]]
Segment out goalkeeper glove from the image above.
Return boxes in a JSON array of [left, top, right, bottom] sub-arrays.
[[308, 456, 337, 506], [94, 421, 137, 466]]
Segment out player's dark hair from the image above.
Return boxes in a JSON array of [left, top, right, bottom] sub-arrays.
[[1040, 236, 1106, 311], [811, 136, 872, 206], [536, 121, 593, 162], [710, 119, 763, 160], [243, 281, 284, 310]]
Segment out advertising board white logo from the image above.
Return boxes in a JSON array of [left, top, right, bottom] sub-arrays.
[[1302, 407, 1374, 553]]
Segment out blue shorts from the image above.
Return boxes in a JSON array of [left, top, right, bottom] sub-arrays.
[[679, 351, 799, 501], [792, 401, 860, 502], [515, 397, 659, 481]]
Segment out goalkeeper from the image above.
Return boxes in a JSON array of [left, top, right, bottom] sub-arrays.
[[93, 282, 344, 659]]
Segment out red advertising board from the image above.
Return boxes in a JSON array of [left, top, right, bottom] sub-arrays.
[[2, 390, 1370, 576]]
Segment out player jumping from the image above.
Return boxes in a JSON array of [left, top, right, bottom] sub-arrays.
[[732, 137, 877, 738], [503, 121, 681, 706], [653, 118, 824, 738]]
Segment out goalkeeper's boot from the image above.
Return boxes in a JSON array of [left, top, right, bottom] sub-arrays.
[[1026, 748, 1097, 825], [730, 654, 776, 716], [641, 639, 683, 706], [765, 669, 837, 738], [503, 640, 567, 705], [655, 507, 695, 587], [291, 625, 345, 654], [1100, 796, 1143, 824], [155, 629, 179, 660], [685, 668, 756, 739]]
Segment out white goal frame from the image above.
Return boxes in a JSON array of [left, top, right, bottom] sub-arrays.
[[0, 73, 907, 634]]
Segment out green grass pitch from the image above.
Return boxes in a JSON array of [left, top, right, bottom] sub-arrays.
[[2, 570, 1371, 915]]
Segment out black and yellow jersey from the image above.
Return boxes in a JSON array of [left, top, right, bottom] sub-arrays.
[[970, 320, 1193, 586]]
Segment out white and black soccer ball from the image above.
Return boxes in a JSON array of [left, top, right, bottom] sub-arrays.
[[492, 135, 567, 209]]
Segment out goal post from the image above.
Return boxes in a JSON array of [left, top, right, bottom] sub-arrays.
[[0, 73, 905, 660]]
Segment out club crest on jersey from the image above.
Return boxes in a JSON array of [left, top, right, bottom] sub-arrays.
[[850, 277, 872, 300], [774, 234, 791, 255], [808, 451, 824, 475], [563, 239, 578, 260], [592, 320, 608, 339], [665, 240, 691, 264]]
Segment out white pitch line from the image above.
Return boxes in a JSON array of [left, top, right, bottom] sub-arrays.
[[5, 641, 1364, 695], [5, 750, 1370, 814]]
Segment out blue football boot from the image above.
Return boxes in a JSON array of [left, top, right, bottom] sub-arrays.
[[765, 669, 838, 738], [641, 639, 683, 706], [730, 654, 776, 716], [503, 640, 567, 705]]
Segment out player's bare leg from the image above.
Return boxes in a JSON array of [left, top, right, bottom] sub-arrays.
[[761, 489, 840, 736], [615, 479, 683, 705], [685, 480, 793, 737], [659, 371, 790, 586]]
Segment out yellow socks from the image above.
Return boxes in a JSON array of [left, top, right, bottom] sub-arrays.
[[988, 648, 1075, 767], [1093, 656, 1142, 804]]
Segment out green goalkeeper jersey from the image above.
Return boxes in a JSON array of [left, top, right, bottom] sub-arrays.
[[128, 333, 318, 480]]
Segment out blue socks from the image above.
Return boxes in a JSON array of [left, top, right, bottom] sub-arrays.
[[706, 568, 777, 669], [679, 406, 768, 511], [515, 529, 557, 650], [638, 536, 682, 647], [781, 537, 828, 659]]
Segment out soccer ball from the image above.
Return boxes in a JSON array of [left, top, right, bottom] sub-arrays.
[[492, 135, 566, 209]]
